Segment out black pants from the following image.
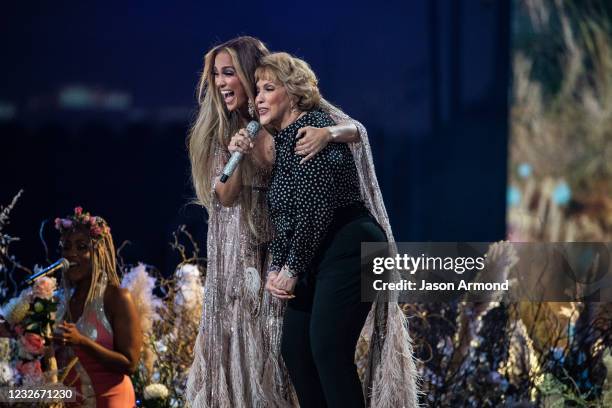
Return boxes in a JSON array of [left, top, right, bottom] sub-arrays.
[[281, 208, 387, 408]]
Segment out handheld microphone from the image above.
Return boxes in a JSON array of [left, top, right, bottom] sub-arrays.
[[23, 258, 73, 286], [220, 120, 261, 183]]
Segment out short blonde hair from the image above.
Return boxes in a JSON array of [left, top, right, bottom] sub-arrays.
[[255, 52, 321, 111]]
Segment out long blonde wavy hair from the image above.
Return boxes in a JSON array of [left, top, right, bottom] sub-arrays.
[[188, 36, 270, 237]]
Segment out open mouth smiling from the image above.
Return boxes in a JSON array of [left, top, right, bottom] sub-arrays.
[[221, 90, 235, 103]]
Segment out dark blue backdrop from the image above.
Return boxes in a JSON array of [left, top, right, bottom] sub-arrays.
[[1, 0, 509, 276]]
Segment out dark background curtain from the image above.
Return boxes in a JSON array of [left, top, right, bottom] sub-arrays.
[[0, 0, 509, 278]]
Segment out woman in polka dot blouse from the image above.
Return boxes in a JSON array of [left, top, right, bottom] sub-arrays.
[[256, 53, 393, 408]]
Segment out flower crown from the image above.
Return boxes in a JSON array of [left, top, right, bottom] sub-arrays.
[[54, 206, 110, 240]]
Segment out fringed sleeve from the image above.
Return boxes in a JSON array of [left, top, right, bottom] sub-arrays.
[[321, 99, 421, 408]]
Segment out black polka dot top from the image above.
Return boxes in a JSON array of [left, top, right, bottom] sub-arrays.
[[268, 109, 363, 277]]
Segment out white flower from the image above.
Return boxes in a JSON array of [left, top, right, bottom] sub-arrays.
[[174, 263, 204, 313], [0, 362, 13, 385], [175, 263, 200, 282], [144, 383, 169, 400], [32, 276, 56, 300], [1, 296, 30, 326], [154, 339, 167, 354]]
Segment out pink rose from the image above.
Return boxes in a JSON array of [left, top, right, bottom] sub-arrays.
[[16, 360, 43, 383], [89, 216, 97, 226], [91, 226, 102, 237], [61, 219, 73, 229], [74, 206, 83, 216], [32, 277, 55, 300], [20, 333, 45, 355]]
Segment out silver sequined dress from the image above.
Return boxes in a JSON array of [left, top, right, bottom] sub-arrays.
[[185, 136, 295, 407]]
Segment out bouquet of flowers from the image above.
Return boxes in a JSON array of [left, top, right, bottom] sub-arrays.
[[1, 276, 58, 386]]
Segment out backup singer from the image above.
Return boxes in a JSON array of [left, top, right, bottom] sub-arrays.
[[54, 207, 141, 407]]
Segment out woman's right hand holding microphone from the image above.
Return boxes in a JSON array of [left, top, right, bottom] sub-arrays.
[[228, 129, 254, 155]]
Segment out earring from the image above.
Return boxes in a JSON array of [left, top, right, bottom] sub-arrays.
[[248, 100, 256, 118]]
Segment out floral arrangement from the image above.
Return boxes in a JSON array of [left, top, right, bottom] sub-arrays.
[[127, 261, 204, 408], [2, 189, 610, 406], [54, 206, 110, 240], [0, 276, 58, 386], [119, 226, 205, 408]]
